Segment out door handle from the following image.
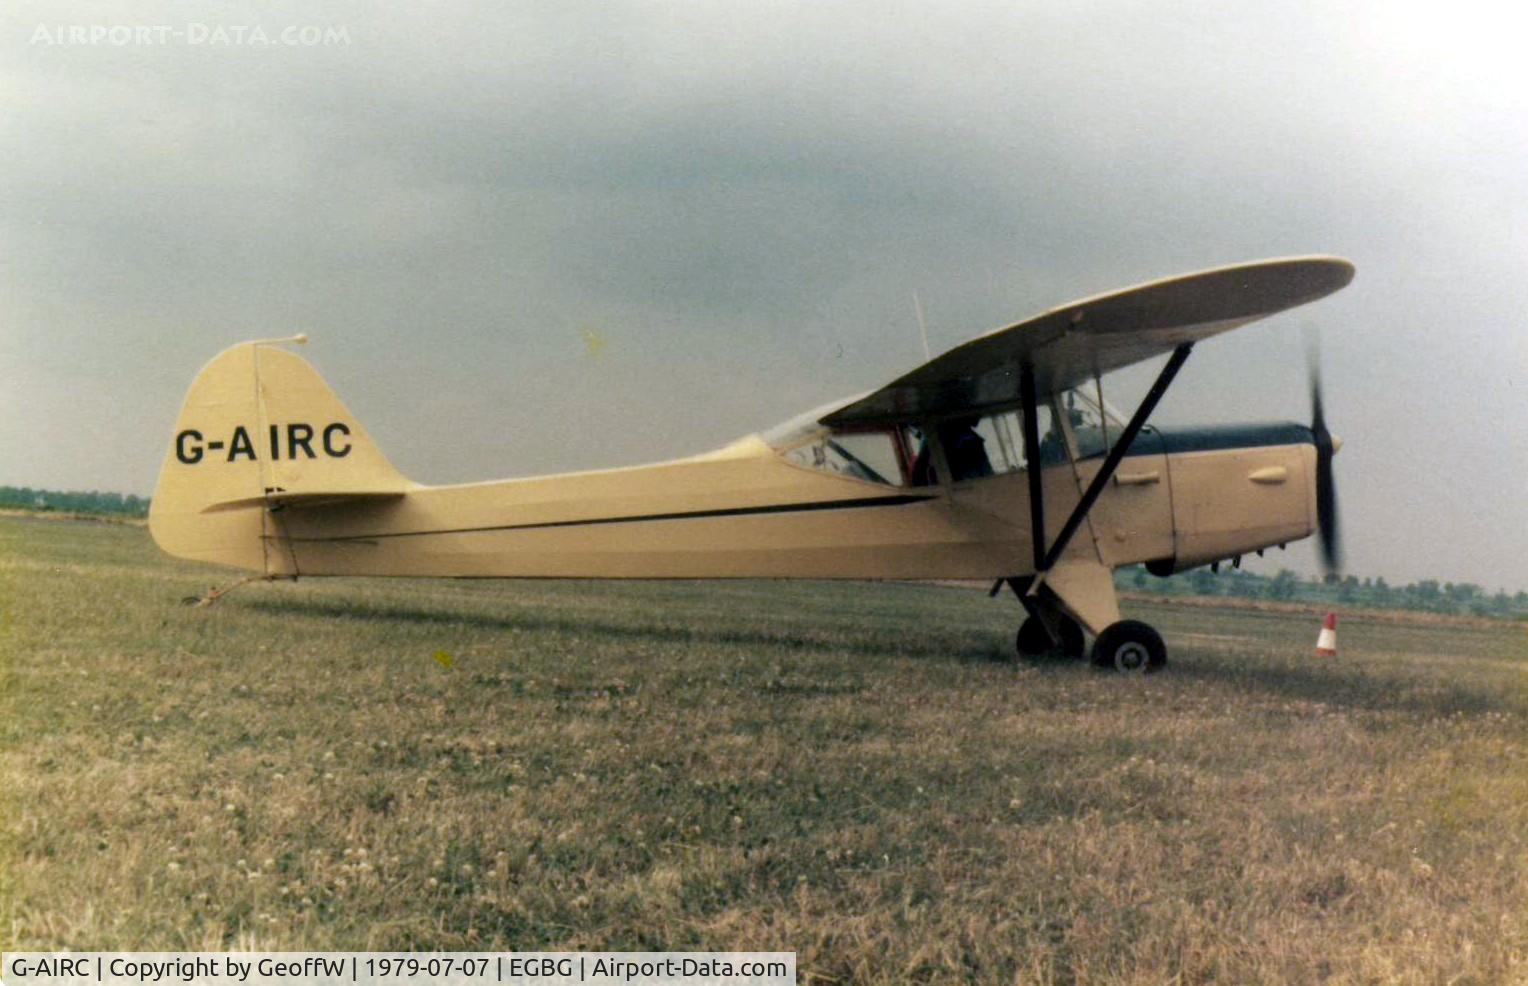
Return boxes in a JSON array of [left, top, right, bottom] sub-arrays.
[[1114, 470, 1160, 486], [1249, 466, 1288, 484]]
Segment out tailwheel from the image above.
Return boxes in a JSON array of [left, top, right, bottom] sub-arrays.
[[1016, 614, 1085, 660], [1090, 620, 1167, 673]]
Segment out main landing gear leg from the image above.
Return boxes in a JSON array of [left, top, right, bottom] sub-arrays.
[[1001, 561, 1171, 673], [1045, 561, 1168, 673]]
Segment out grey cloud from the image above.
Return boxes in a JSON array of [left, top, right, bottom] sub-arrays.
[[3, 0, 1525, 588]]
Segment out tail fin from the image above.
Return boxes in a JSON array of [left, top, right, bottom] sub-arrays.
[[149, 340, 412, 572]]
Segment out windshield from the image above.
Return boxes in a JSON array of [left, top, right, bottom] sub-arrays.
[[781, 428, 907, 485]]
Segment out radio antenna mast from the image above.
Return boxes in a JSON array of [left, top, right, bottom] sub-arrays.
[[913, 291, 931, 361]]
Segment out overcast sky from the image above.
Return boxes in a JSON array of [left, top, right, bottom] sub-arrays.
[[3, 0, 1525, 590]]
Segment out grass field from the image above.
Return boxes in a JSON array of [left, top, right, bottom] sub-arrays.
[[3, 515, 1528, 983]]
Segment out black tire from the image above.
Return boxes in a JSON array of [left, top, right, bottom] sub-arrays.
[[1090, 620, 1167, 673], [1016, 615, 1085, 659]]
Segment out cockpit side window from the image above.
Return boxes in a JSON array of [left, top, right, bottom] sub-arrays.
[[1034, 404, 1068, 467], [903, 406, 1067, 486], [1061, 389, 1123, 460]]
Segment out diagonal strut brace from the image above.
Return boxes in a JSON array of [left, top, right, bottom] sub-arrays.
[[1039, 343, 1193, 571]]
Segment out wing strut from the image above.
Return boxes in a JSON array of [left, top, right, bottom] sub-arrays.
[[1039, 343, 1193, 571], [1018, 364, 1047, 574]]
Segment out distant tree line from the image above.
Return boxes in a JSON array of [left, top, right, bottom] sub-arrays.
[[1117, 564, 1528, 621], [0, 486, 149, 517]]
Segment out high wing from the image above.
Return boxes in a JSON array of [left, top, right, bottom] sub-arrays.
[[822, 256, 1354, 427]]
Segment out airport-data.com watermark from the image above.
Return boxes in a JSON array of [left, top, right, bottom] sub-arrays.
[[29, 23, 351, 48]]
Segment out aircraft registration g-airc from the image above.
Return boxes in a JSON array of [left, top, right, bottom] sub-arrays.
[[151, 256, 1353, 672]]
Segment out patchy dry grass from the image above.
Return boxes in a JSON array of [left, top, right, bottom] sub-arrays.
[[3, 515, 1528, 982]]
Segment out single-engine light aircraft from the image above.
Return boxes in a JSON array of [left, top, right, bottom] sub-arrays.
[[152, 256, 1353, 672]]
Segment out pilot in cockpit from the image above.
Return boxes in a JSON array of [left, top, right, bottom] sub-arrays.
[[940, 417, 994, 481], [910, 416, 997, 484]]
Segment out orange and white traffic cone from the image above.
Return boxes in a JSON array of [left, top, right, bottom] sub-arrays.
[[1315, 612, 1337, 657]]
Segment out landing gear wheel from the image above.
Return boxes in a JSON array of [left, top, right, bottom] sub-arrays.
[[1090, 620, 1167, 673], [1016, 615, 1085, 659]]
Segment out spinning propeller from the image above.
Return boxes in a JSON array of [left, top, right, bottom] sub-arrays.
[[1309, 358, 1343, 575]]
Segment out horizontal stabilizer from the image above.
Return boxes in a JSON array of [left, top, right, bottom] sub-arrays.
[[200, 488, 408, 513]]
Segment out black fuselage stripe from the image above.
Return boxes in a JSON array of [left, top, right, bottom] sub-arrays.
[[285, 492, 938, 543]]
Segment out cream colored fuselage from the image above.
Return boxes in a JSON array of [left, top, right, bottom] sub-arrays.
[[255, 433, 1316, 582]]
